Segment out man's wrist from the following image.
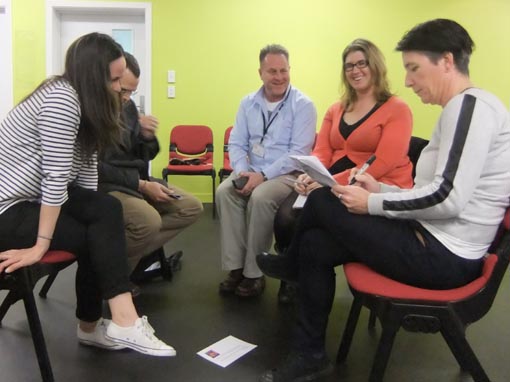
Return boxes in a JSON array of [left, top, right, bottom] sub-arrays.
[[260, 171, 268, 181]]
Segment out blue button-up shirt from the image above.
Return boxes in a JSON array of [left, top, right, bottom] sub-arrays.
[[229, 85, 317, 179]]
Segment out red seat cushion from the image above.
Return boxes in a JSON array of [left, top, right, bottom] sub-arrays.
[[344, 254, 497, 302], [165, 163, 214, 173], [40, 250, 76, 264]]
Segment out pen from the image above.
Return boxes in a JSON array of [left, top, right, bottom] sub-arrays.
[[349, 154, 376, 185], [284, 177, 307, 186]]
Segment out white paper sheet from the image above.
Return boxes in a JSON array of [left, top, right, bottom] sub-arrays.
[[290, 155, 337, 187], [292, 194, 307, 209], [197, 335, 257, 368]]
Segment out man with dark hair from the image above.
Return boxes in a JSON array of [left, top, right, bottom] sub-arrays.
[[215, 44, 317, 297], [98, 52, 203, 288], [257, 19, 510, 381]]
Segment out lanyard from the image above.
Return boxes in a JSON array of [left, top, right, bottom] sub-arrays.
[[260, 86, 292, 143]]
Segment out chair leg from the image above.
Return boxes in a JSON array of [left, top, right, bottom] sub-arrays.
[[24, 292, 54, 382], [337, 298, 363, 363], [20, 269, 54, 382], [369, 323, 399, 382], [212, 173, 217, 219], [39, 272, 58, 298], [440, 326, 490, 382], [368, 310, 377, 329], [0, 290, 21, 323], [157, 247, 173, 281]]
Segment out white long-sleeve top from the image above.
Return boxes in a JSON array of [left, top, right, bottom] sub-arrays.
[[0, 79, 97, 215], [368, 88, 510, 259]]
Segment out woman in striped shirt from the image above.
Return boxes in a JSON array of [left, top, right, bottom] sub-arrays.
[[0, 33, 174, 357]]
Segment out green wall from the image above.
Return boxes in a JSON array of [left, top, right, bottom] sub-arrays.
[[12, 0, 510, 201]]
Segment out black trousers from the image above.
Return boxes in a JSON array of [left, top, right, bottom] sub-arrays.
[[0, 186, 131, 322], [288, 187, 483, 354], [273, 191, 301, 252]]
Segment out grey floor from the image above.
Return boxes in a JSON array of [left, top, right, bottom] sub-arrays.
[[1, 204, 510, 382]]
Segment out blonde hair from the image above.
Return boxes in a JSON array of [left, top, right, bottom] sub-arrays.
[[340, 39, 392, 110]]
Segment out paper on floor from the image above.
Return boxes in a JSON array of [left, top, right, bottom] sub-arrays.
[[197, 335, 257, 368]]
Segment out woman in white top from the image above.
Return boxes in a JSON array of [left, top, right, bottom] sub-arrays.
[[0, 33, 174, 357]]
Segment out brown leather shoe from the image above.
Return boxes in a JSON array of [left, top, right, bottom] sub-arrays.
[[219, 269, 244, 293], [235, 276, 266, 297]]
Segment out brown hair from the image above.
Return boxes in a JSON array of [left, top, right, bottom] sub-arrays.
[[340, 39, 392, 110]]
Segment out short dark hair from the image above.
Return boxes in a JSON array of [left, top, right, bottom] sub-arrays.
[[396, 19, 474, 75], [259, 44, 289, 64], [124, 52, 141, 78]]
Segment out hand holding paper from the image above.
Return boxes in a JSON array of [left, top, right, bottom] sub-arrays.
[[289, 155, 337, 187]]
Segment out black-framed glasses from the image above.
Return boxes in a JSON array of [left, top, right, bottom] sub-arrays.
[[120, 88, 138, 96], [344, 60, 369, 72]]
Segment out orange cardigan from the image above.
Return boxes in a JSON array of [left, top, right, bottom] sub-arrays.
[[313, 96, 413, 188]]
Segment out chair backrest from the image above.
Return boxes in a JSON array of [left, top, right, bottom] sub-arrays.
[[224, 126, 233, 150], [223, 126, 233, 168], [463, 208, 510, 322], [169, 125, 214, 163], [408, 136, 429, 179]]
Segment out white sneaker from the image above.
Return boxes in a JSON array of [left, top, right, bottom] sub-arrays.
[[77, 318, 125, 350], [105, 316, 176, 357]]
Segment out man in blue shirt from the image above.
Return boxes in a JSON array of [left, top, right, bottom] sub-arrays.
[[216, 44, 317, 297]]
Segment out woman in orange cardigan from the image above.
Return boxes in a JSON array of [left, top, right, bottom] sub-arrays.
[[273, 38, 413, 304]]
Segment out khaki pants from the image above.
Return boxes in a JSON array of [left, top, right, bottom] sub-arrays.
[[110, 184, 203, 271], [216, 174, 294, 278]]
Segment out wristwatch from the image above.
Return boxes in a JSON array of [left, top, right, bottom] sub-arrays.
[[261, 171, 268, 181]]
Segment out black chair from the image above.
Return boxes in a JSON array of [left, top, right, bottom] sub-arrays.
[[408, 136, 429, 179], [130, 247, 183, 283], [0, 250, 76, 382]]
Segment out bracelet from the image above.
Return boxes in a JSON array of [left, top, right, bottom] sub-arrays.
[[261, 171, 268, 182], [37, 234, 53, 241]]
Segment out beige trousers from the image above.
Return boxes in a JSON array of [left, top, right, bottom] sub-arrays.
[[216, 174, 294, 278], [110, 184, 203, 271]]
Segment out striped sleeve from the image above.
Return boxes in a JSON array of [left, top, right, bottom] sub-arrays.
[[368, 93, 504, 220], [75, 151, 98, 191], [39, 86, 81, 206]]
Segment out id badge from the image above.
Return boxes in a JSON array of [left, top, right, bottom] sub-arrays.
[[252, 142, 265, 157]]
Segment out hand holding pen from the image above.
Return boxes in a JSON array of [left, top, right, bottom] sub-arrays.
[[348, 154, 376, 185]]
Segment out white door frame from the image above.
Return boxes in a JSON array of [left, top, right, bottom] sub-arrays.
[[0, 0, 13, 118], [45, 0, 152, 113]]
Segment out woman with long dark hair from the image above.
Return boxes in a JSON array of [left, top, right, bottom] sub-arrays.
[[0, 33, 174, 357]]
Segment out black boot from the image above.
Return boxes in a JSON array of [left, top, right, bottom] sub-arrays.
[[278, 281, 297, 305], [256, 252, 297, 283], [259, 352, 333, 382]]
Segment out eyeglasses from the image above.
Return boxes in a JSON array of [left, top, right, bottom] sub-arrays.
[[120, 88, 138, 96], [344, 60, 369, 72]]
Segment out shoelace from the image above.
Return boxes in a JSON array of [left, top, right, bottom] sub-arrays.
[[139, 316, 158, 340]]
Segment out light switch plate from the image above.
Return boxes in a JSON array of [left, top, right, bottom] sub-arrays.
[[167, 85, 176, 98], [167, 70, 176, 83]]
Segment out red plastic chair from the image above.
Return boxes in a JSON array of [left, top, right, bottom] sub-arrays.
[[0, 250, 76, 382], [218, 126, 233, 182], [162, 125, 216, 218], [336, 210, 510, 382]]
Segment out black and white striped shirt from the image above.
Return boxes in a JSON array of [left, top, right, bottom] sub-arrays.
[[0, 79, 97, 215]]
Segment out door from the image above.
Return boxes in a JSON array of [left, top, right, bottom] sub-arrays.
[[46, 1, 152, 113], [0, 0, 13, 121]]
